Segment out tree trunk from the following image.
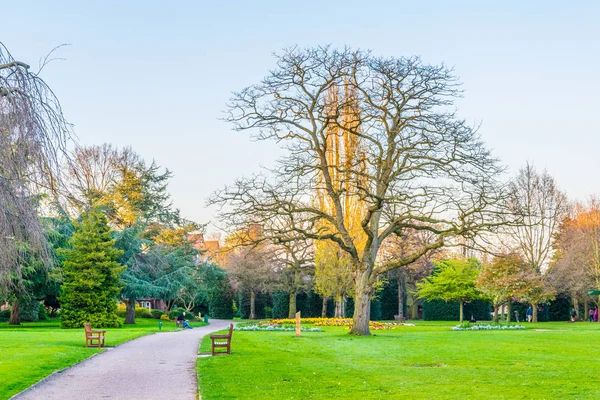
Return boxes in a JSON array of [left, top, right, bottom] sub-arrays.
[[249, 289, 256, 319], [573, 296, 579, 321], [125, 297, 136, 324], [397, 276, 405, 319], [321, 296, 328, 318], [334, 296, 344, 318], [493, 304, 498, 324], [411, 302, 418, 319], [350, 273, 372, 335], [507, 301, 512, 323], [288, 291, 297, 319], [9, 301, 20, 325], [584, 298, 589, 322], [459, 301, 464, 323], [532, 303, 538, 323], [341, 297, 346, 318]]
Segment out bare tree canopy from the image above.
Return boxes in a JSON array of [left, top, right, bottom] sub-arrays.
[[0, 42, 70, 295], [210, 46, 505, 335], [507, 163, 568, 272]]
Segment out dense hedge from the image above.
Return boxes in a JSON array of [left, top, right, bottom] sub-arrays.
[[422, 299, 491, 321], [201, 265, 234, 319], [380, 279, 400, 320], [272, 291, 289, 319], [297, 291, 324, 318], [547, 294, 572, 321], [20, 299, 40, 322], [238, 289, 271, 319]]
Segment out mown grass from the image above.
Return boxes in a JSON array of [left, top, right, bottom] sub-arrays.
[[198, 321, 600, 399], [0, 318, 207, 399]]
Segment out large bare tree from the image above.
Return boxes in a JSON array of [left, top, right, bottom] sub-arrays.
[[0, 43, 70, 295], [507, 163, 567, 321], [210, 47, 504, 335]]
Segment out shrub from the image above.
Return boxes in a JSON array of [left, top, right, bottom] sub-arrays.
[[135, 307, 152, 318], [38, 306, 49, 321], [151, 309, 164, 319], [160, 314, 171, 321], [169, 307, 186, 320], [423, 299, 492, 321], [272, 292, 289, 319], [264, 306, 273, 318], [20, 300, 40, 322], [116, 309, 127, 318]]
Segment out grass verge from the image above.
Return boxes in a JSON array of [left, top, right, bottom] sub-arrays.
[[0, 318, 208, 399], [198, 320, 600, 399]]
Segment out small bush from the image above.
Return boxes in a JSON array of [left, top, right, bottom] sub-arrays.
[[169, 307, 186, 320], [135, 307, 152, 318], [264, 306, 273, 318], [20, 300, 40, 322], [160, 314, 171, 321], [151, 309, 164, 319], [116, 309, 127, 317], [38, 306, 49, 321]]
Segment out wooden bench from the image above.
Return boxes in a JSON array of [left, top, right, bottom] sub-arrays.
[[210, 324, 233, 356], [84, 323, 106, 348]]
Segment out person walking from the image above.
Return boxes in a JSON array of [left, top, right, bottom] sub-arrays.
[[589, 308, 594, 322], [594, 307, 598, 322], [570, 307, 578, 322], [526, 306, 533, 323]]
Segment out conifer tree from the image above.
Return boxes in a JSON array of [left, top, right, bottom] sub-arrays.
[[59, 209, 124, 328]]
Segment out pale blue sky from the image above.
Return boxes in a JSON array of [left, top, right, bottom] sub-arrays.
[[2, 1, 598, 229]]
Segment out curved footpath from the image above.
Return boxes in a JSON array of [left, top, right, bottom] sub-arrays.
[[13, 319, 235, 400]]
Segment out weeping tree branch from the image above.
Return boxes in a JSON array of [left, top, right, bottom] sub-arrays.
[[0, 42, 71, 296]]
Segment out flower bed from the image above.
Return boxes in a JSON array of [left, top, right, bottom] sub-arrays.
[[234, 324, 323, 332], [268, 318, 404, 330], [452, 323, 526, 331]]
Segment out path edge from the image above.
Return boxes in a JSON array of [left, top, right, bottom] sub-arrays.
[[9, 332, 159, 400]]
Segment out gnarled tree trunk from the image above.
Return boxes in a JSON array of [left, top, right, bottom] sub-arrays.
[[350, 271, 372, 335], [125, 297, 136, 324], [493, 303, 499, 324], [9, 301, 20, 325]]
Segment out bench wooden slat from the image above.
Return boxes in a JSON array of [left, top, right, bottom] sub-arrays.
[[84, 322, 106, 348], [210, 324, 233, 356]]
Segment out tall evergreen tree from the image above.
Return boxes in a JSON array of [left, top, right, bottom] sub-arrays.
[[59, 209, 124, 328]]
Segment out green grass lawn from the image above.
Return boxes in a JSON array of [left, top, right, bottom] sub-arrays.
[[0, 318, 208, 400], [198, 321, 600, 399]]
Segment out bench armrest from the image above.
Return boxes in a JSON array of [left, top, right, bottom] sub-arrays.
[[210, 334, 231, 339], [88, 330, 106, 334]]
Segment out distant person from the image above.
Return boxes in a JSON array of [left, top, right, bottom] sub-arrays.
[[526, 306, 533, 323], [513, 310, 519, 323], [570, 307, 577, 322], [176, 311, 185, 328], [589, 308, 594, 323], [182, 319, 193, 329], [595, 308, 598, 322]]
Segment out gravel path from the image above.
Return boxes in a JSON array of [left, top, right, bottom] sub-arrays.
[[13, 319, 235, 400]]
